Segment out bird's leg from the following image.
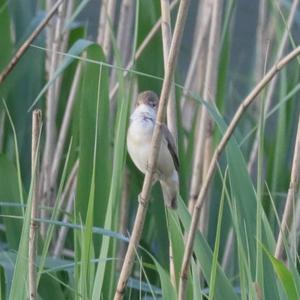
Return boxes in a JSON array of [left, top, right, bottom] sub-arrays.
[[137, 162, 159, 207]]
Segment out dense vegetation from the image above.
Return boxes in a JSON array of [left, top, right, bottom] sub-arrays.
[[0, 0, 299, 299]]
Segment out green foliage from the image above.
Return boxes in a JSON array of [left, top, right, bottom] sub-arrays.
[[263, 246, 299, 300], [0, 1, 299, 299], [0, 0, 13, 72], [177, 197, 239, 300], [136, 0, 164, 93], [0, 155, 22, 249], [75, 43, 110, 238]]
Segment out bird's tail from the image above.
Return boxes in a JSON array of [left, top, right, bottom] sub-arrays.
[[160, 172, 178, 209]]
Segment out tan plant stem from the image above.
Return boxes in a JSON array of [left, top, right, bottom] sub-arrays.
[[254, 0, 267, 88], [0, 111, 5, 152], [41, 1, 66, 238], [184, 0, 210, 94], [199, 136, 213, 233], [29, 110, 42, 300], [160, 0, 177, 288], [117, 169, 131, 271], [254, 283, 264, 300], [109, 0, 134, 111], [223, 0, 267, 265], [0, 0, 65, 85], [178, 46, 300, 300], [104, 0, 116, 58], [55, 0, 75, 100], [220, 0, 268, 267], [46, 0, 55, 76], [222, 0, 268, 268], [161, 0, 177, 141], [135, 0, 178, 62], [62, 248, 75, 258], [109, 0, 179, 100], [292, 193, 300, 258], [115, 0, 133, 65], [275, 115, 300, 259], [53, 164, 78, 257], [188, 0, 222, 215], [97, 0, 107, 45], [184, 1, 213, 211], [44, 1, 66, 167], [199, 0, 223, 234], [181, 0, 212, 132], [97, 0, 116, 58], [114, 1, 190, 298], [248, 0, 299, 174], [50, 63, 81, 185]]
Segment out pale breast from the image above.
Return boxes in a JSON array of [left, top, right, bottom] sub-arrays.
[[127, 120, 153, 174], [127, 121, 175, 179]]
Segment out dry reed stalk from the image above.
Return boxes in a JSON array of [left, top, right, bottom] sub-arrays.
[[183, 0, 213, 212], [46, 0, 55, 77], [199, 0, 223, 234], [44, 1, 66, 166], [134, 0, 178, 61], [97, 0, 116, 59], [161, 0, 177, 141], [0, 0, 65, 85], [52, 188, 75, 257], [199, 134, 213, 234], [97, 0, 107, 46], [185, 2, 212, 214], [275, 115, 300, 259], [181, 0, 212, 132], [222, 0, 268, 267], [114, 1, 190, 298], [181, 0, 213, 212], [160, 0, 178, 288], [109, 0, 179, 100], [291, 192, 300, 260], [41, 0, 67, 238], [254, 0, 267, 89], [103, 0, 117, 58], [178, 45, 300, 300], [189, 0, 211, 92], [53, 164, 78, 257], [248, 0, 299, 174], [62, 248, 75, 258], [61, 0, 74, 45], [188, 0, 222, 216], [117, 169, 131, 271], [109, 0, 134, 110], [46, 0, 74, 177], [117, 87, 137, 270], [50, 63, 81, 185], [97, 0, 107, 45], [29, 110, 42, 300], [254, 283, 264, 300], [115, 0, 133, 65], [0, 111, 5, 153], [54, 0, 75, 100], [223, 0, 268, 266]]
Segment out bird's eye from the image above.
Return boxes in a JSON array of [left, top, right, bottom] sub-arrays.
[[151, 102, 156, 107]]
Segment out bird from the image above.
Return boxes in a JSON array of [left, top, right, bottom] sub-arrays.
[[127, 90, 179, 209]]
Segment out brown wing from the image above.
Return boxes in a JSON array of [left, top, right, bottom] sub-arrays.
[[162, 124, 179, 171]]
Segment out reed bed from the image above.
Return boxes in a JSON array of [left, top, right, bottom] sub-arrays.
[[0, 0, 299, 299]]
